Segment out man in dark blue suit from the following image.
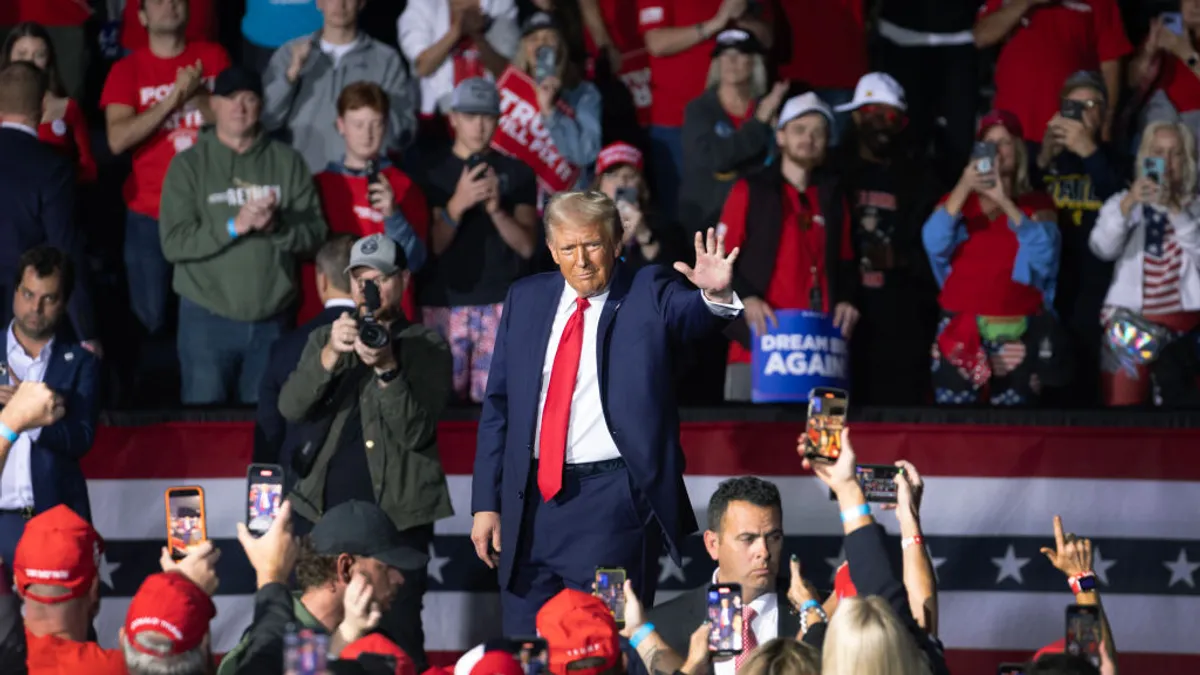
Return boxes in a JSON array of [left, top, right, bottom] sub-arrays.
[[255, 234, 357, 469], [0, 245, 100, 573], [0, 62, 96, 350], [472, 190, 744, 633]]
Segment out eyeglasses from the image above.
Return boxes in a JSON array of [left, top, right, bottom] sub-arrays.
[[858, 104, 908, 129], [1064, 98, 1103, 109]]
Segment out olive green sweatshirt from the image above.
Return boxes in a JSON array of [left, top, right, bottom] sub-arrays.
[[158, 128, 327, 321]]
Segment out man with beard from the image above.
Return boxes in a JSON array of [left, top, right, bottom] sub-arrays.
[[0, 245, 99, 572], [832, 73, 942, 405], [716, 92, 859, 401]]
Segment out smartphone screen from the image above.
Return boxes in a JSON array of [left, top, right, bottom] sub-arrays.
[[706, 584, 743, 656], [1163, 12, 1185, 36], [1065, 605, 1102, 668], [283, 624, 329, 675], [165, 486, 207, 560], [614, 186, 638, 206], [997, 665, 1026, 675], [828, 464, 898, 503], [804, 388, 847, 463], [535, 45, 557, 82], [1060, 99, 1084, 121], [594, 568, 626, 626], [1142, 156, 1165, 184], [972, 141, 997, 176], [247, 464, 285, 537], [510, 637, 549, 675]]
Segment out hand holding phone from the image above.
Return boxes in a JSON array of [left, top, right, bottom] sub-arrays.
[[247, 464, 285, 538], [534, 45, 557, 82], [802, 388, 847, 464], [1162, 12, 1186, 37], [593, 568, 627, 627], [1060, 99, 1085, 122], [706, 584, 744, 655], [165, 486, 208, 561], [1065, 604, 1102, 668], [827, 464, 898, 503]]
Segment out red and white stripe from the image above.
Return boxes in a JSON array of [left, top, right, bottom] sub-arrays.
[[1143, 225, 1184, 315]]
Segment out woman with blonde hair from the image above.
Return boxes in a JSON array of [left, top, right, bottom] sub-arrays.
[[679, 29, 788, 234], [1090, 120, 1200, 406], [822, 596, 931, 675], [922, 109, 1062, 407], [740, 638, 821, 675]]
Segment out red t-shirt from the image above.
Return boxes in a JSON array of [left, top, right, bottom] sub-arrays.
[[773, 0, 867, 90], [637, 0, 725, 127], [99, 42, 231, 219], [302, 166, 430, 325], [1158, 54, 1200, 113], [981, 0, 1131, 142], [121, 0, 217, 51], [585, 0, 653, 126], [3, 0, 92, 26], [38, 98, 97, 183], [937, 191, 1056, 316], [25, 631, 127, 675], [719, 179, 854, 363]]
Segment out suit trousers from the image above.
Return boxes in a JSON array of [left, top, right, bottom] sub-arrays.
[[502, 461, 662, 635]]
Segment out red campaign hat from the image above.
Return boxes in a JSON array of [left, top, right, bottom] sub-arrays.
[[341, 634, 417, 675], [977, 109, 1024, 140], [833, 561, 858, 599], [1032, 638, 1066, 661], [470, 650, 525, 675], [536, 589, 621, 675], [595, 142, 644, 176], [13, 505, 103, 604], [124, 572, 216, 656]]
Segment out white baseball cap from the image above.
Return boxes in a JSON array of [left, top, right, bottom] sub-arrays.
[[777, 92, 834, 130], [835, 72, 907, 113]]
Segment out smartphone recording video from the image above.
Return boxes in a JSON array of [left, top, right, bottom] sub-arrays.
[[594, 568, 626, 626], [534, 45, 557, 82], [614, 186, 638, 207], [828, 464, 899, 503], [1065, 604, 1102, 668], [165, 486, 207, 561], [804, 387, 847, 463], [1142, 156, 1165, 185], [706, 584, 743, 656], [1060, 99, 1085, 121], [284, 623, 329, 675], [247, 463, 284, 537], [972, 141, 997, 182], [509, 637, 549, 675]]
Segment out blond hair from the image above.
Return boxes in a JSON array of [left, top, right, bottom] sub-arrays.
[[544, 190, 620, 242], [739, 638, 821, 675], [1137, 120, 1198, 204], [705, 52, 768, 98], [822, 597, 931, 675]]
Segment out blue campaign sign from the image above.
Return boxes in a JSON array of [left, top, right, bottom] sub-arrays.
[[751, 310, 849, 403]]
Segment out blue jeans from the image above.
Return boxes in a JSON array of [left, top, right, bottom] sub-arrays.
[[177, 297, 288, 405], [648, 125, 683, 224], [124, 210, 172, 334], [815, 88, 855, 147]]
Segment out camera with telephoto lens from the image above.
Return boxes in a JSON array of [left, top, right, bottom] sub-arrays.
[[357, 279, 390, 349]]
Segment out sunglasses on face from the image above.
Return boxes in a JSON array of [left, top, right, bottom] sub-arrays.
[[858, 104, 908, 128]]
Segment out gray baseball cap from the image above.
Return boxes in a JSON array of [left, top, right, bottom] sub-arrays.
[[311, 501, 429, 571], [346, 233, 407, 276], [451, 77, 501, 116]]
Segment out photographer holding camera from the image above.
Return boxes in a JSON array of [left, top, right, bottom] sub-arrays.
[[278, 233, 453, 670]]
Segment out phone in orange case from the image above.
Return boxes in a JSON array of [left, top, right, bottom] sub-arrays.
[[164, 486, 208, 560]]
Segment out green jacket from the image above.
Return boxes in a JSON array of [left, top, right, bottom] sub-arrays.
[[158, 127, 327, 321], [216, 588, 321, 675], [279, 320, 454, 529]]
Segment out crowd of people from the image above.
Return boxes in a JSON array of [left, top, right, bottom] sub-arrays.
[[0, 0, 1182, 673]]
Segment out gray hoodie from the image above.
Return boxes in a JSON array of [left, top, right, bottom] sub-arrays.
[[263, 32, 419, 172]]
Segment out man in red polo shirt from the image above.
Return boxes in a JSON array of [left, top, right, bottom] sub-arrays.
[[974, 0, 1131, 144], [716, 93, 859, 401], [637, 0, 772, 224]]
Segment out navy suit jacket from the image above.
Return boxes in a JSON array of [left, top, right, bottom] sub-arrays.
[[0, 128, 94, 341], [2, 331, 99, 521], [473, 264, 733, 588], [255, 304, 352, 467]]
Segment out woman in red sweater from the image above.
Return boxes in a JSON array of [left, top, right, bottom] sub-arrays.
[[299, 81, 430, 325], [922, 110, 1061, 406], [1, 22, 96, 182]]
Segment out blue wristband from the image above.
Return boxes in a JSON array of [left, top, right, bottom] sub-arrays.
[[800, 599, 820, 614], [629, 622, 655, 648], [840, 503, 870, 522], [227, 218, 238, 239], [0, 422, 17, 444]]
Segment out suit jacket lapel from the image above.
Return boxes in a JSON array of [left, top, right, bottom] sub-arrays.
[[595, 263, 632, 386]]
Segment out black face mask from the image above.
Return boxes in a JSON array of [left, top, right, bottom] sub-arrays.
[[859, 120, 901, 158]]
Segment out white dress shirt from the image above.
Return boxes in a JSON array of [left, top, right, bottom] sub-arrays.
[[0, 121, 38, 138], [325, 297, 356, 311], [711, 568, 778, 675], [532, 280, 742, 464], [0, 322, 54, 509]]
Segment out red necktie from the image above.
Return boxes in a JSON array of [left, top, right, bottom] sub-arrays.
[[537, 296, 590, 501], [735, 606, 758, 671]]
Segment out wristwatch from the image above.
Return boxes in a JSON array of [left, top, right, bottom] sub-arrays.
[[1188, 52, 1200, 70], [376, 367, 400, 383], [1068, 571, 1097, 594]]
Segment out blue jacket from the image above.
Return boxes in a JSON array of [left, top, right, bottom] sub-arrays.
[[473, 264, 733, 588], [2, 332, 99, 521]]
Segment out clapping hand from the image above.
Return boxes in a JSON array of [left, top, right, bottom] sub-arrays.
[[673, 228, 739, 304]]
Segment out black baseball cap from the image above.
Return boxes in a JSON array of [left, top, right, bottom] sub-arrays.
[[521, 11, 558, 37], [711, 29, 764, 58], [212, 65, 263, 98], [311, 501, 429, 571]]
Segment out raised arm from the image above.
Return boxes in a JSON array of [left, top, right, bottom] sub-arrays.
[[663, 228, 742, 342]]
